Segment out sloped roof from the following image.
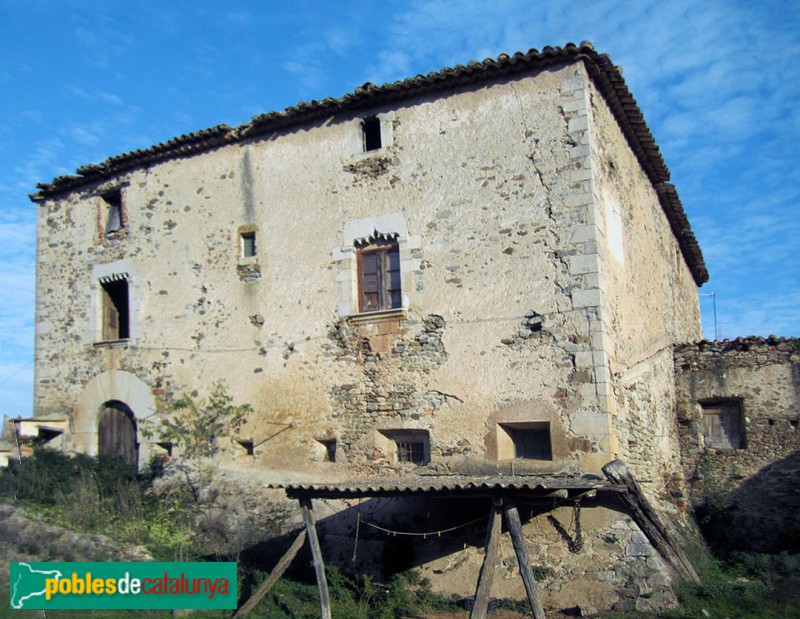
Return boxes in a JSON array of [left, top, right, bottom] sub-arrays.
[[273, 474, 618, 499], [29, 41, 707, 284]]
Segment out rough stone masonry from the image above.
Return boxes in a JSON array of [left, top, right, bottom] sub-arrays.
[[23, 43, 716, 613]]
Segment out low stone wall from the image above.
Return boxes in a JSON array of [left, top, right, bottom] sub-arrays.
[[674, 336, 800, 552]]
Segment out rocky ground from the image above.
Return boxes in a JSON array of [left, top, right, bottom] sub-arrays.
[[0, 503, 152, 582]]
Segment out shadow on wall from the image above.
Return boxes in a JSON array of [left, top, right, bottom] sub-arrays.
[[239, 494, 630, 589], [697, 449, 800, 555], [243, 496, 491, 585]]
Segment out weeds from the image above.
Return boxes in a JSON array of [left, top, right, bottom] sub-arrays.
[[0, 448, 197, 560], [656, 551, 800, 619]]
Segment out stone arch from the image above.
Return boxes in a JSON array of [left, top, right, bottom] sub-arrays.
[[72, 370, 156, 464]]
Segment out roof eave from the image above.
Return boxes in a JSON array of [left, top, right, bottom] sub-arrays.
[[28, 42, 706, 283]]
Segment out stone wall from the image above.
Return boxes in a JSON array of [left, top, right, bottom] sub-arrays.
[[674, 336, 800, 552], [31, 56, 705, 610], [33, 62, 640, 478], [581, 78, 701, 497], [312, 497, 677, 615]]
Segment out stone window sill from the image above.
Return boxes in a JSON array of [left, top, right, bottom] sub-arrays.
[[348, 308, 407, 325], [93, 339, 131, 349]]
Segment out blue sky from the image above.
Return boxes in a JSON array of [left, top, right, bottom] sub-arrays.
[[1, 0, 799, 419]]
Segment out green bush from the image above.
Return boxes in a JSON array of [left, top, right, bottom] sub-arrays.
[[658, 551, 800, 619], [0, 448, 197, 560]]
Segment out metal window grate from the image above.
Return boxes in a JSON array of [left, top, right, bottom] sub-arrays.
[[396, 440, 425, 464]]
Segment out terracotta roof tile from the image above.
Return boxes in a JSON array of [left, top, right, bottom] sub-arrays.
[[29, 41, 706, 284], [656, 184, 709, 284], [675, 335, 800, 352]]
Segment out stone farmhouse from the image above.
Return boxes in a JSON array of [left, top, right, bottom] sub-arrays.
[[12, 42, 797, 613]]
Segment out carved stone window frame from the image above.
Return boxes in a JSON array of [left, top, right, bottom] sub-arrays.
[[89, 260, 140, 346], [332, 213, 420, 318]]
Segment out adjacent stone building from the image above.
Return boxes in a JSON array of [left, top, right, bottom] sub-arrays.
[[675, 336, 800, 553], [25, 43, 716, 613]]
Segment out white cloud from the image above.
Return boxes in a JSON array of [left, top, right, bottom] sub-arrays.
[[363, 0, 799, 336], [69, 86, 124, 107]]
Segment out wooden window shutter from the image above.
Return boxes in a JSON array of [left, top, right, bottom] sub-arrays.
[[103, 286, 120, 341], [702, 402, 744, 449], [359, 252, 381, 311], [99, 277, 130, 341], [357, 239, 401, 313], [384, 245, 401, 309]]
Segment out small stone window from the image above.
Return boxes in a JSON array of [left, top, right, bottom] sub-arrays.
[[100, 275, 130, 341], [236, 439, 255, 457], [102, 188, 125, 234], [701, 401, 744, 449], [241, 231, 256, 258], [155, 442, 173, 458], [362, 116, 382, 152], [357, 238, 401, 312], [36, 426, 64, 446], [498, 422, 552, 461], [379, 429, 430, 465], [318, 439, 337, 462]]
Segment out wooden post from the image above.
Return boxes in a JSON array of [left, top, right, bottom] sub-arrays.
[[504, 501, 546, 619], [300, 497, 332, 619], [470, 499, 503, 619], [603, 459, 700, 583], [232, 529, 307, 618]]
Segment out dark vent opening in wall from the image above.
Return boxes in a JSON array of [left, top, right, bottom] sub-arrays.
[[103, 188, 123, 233], [318, 439, 337, 462], [236, 439, 254, 456], [362, 116, 382, 151]]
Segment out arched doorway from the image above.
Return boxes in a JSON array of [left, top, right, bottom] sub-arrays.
[[98, 401, 138, 468]]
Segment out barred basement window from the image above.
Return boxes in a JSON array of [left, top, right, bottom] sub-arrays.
[[498, 422, 552, 461], [702, 401, 744, 449], [357, 238, 401, 312], [396, 440, 425, 464], [379, 429, 430, 465]]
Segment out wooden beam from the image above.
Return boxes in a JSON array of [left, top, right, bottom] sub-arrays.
[[232, 529, 307, 618], [603, 459, 700, 583], [504, 501, 546, 619], [470, 500, 503, 619], [300, 497, 332, 619]]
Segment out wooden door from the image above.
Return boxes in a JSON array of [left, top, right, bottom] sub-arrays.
[[98, 403, 138, 468]]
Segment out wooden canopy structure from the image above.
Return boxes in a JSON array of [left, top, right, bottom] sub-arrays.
[[234, 461, 698, 619]]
